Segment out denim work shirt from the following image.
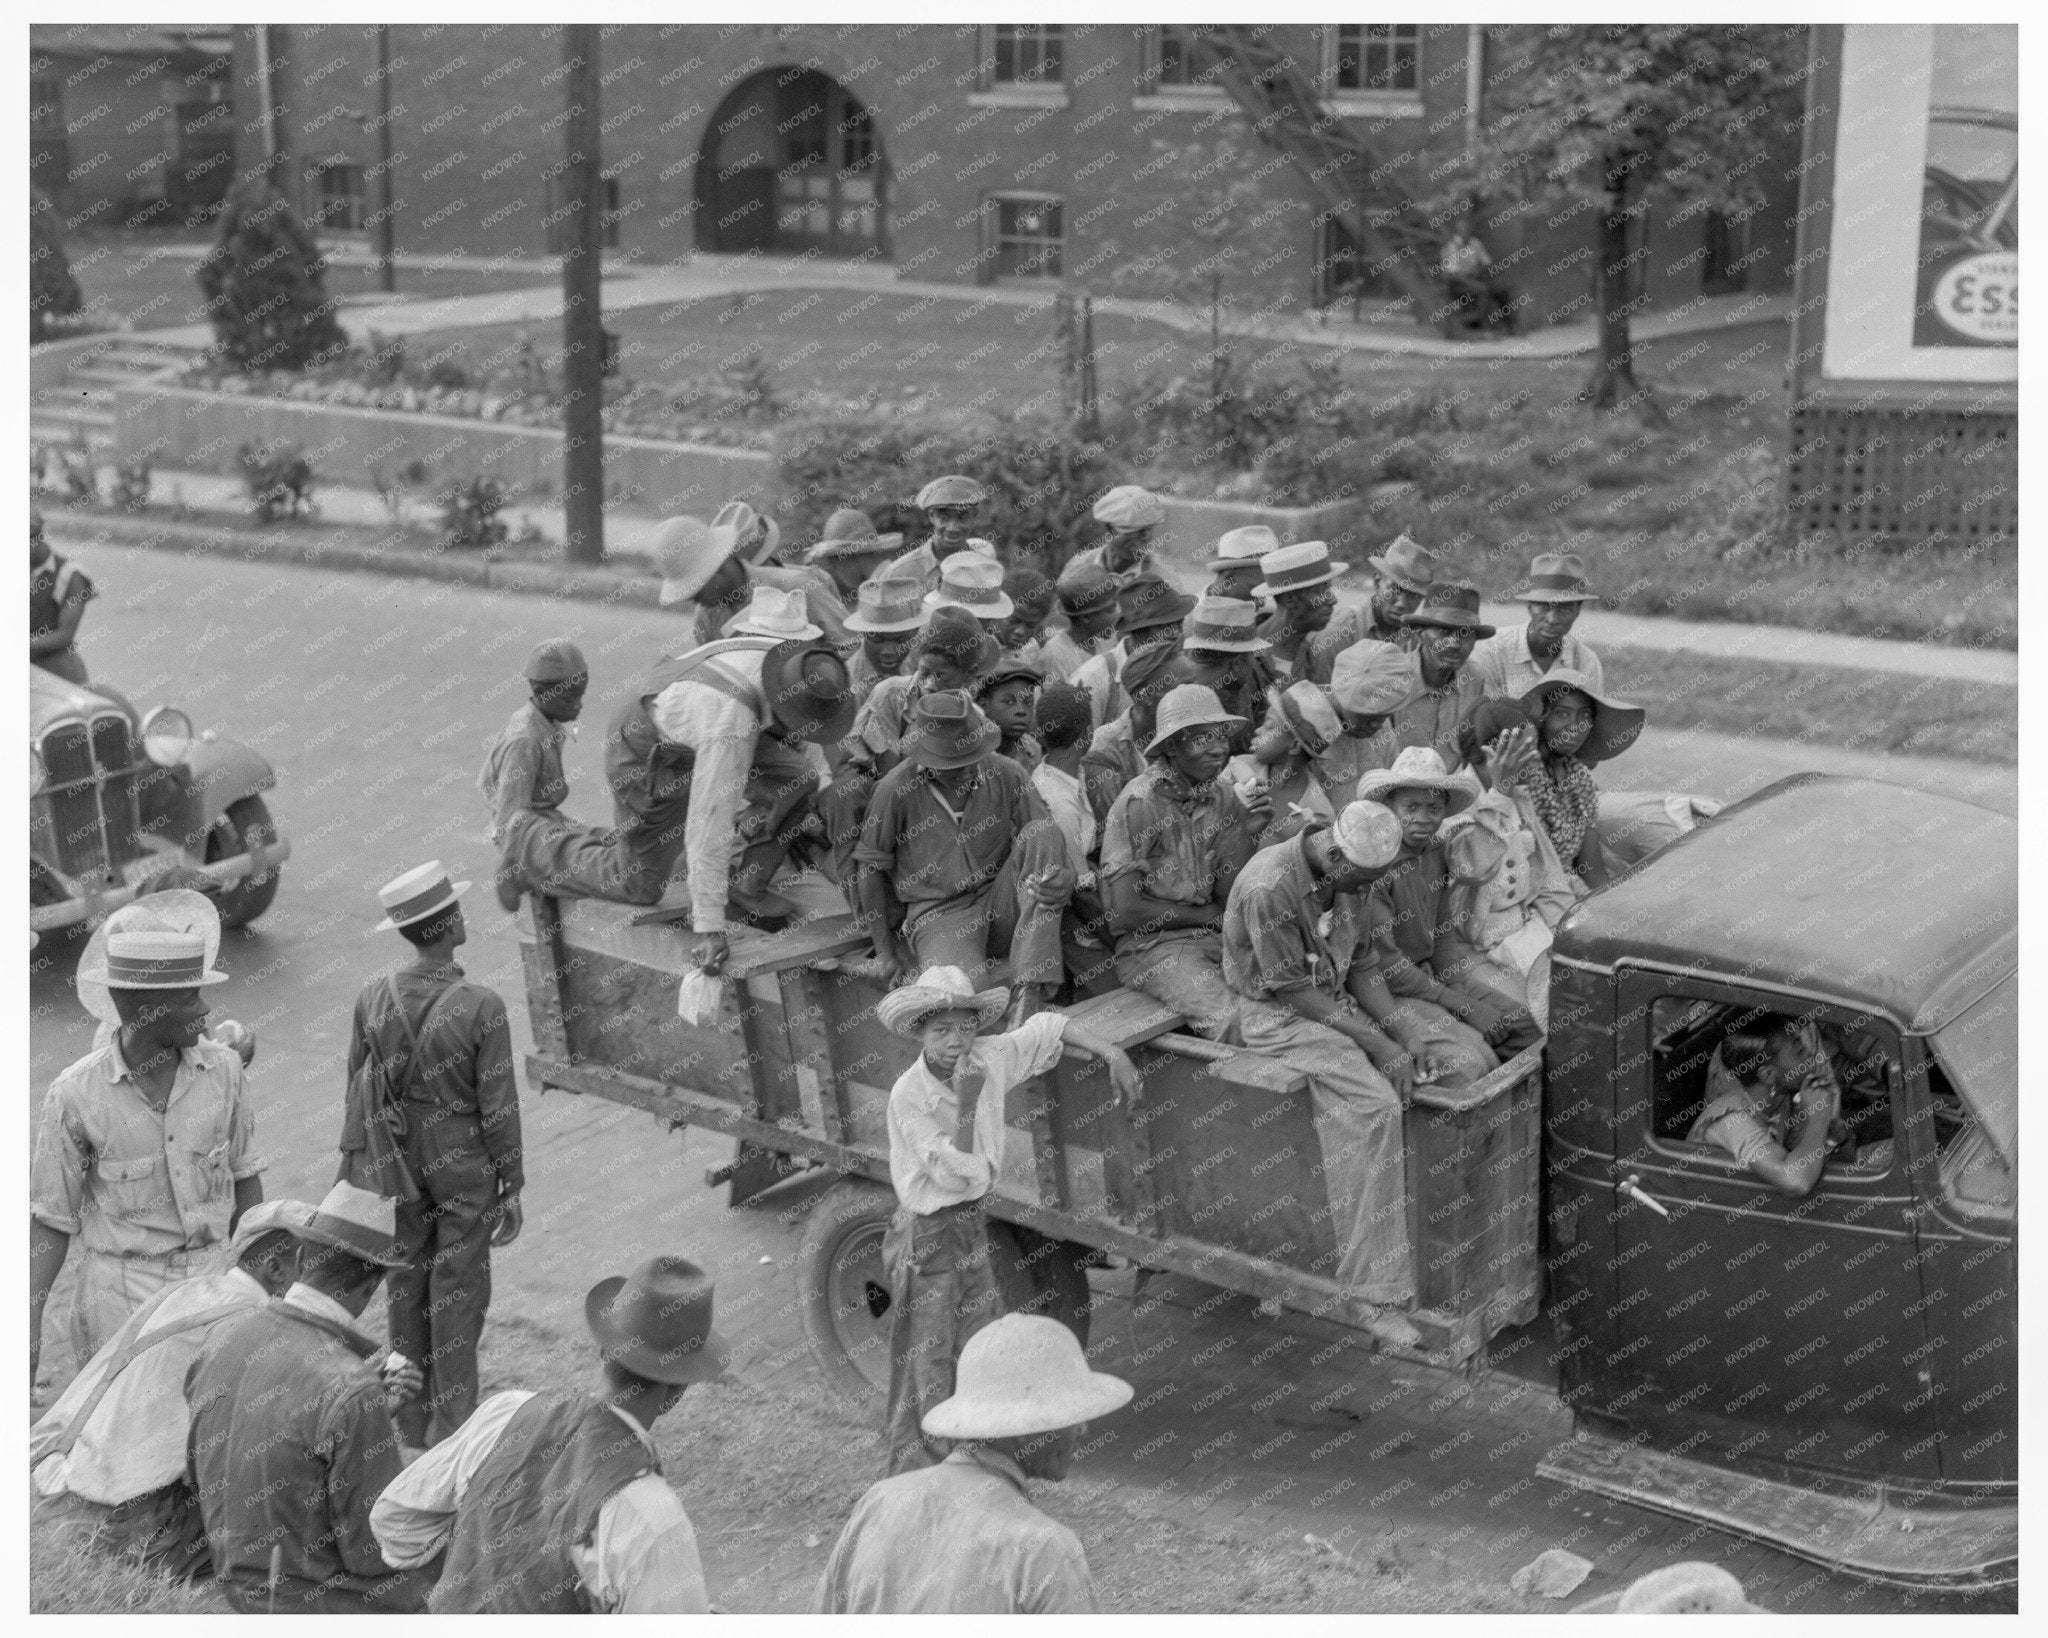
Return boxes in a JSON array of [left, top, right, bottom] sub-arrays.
[[1100, 762, 1251, 953]]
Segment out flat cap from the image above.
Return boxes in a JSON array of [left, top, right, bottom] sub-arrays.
[[1092, 484, 1166, 531], [916, 474, 987, 509], [525, 638, 588, 682]]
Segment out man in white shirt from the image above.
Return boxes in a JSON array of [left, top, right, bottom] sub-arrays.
[[373, 1254, 727, 1613], [1469, 552, 1606, 699]]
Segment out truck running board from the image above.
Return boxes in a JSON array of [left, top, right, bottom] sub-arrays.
[[1539, 1432, 2017, 1591]]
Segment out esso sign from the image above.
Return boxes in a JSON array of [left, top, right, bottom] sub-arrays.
[[1930, 252, 2019, 344]]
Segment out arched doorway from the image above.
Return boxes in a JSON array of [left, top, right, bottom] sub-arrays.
[[696, 68, 887, 258]]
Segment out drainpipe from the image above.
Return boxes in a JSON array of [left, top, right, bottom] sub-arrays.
[[253, 25, 275, 176], [1463, 24, 1484, 162]]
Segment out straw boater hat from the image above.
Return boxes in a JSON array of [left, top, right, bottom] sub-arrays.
[[1366, 533, 1443, 595], [925, 552, 1015, 620], [1512, 551, 1595, 604], [1182, 595, 1269, 654], [1272, 681, 1343, 757], [375, 860, 470, 932], [1207, 524, 1280, 572], [729, 584, 822, 642], [1056, 560, 1119, 617], [228, 1197, 317, 1257], [81, 927, 229, 991], [844, 577, 927, 634], [1516, 668, 1645, 766], [653, 514, 743, 606], [1356, 747, 1477, 816], [1331, 799, 1404, 869], [78, 890, 224, 1022], [808, 507, 904, 562], [1118, 573, 1197, 634], [712, 499, 781, 567], [1329, 640, 1424, 719], [1145, 684, 1246, 756], [904, 691, 1002, 770], [294, 1180, 406, 1268], [876, 963, 1009, 1038], [585, 1254, 732, 1385], [1092, 484, 1166, 532], [524, 638, 587, 682], [916, 474, 986, 510], [1254, 540, 1347, 599], [922, 1313, 1134, 1440], [1401, 581, 1495, 637]]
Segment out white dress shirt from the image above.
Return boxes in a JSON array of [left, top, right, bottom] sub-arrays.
[[1031, 761, 1097, 882], [886, 1013, 1066, 1215]]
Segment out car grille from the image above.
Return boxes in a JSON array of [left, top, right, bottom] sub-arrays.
[[37, 712, 139, 885]]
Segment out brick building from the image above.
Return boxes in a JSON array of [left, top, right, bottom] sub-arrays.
[[232, 23, 1804, 329]]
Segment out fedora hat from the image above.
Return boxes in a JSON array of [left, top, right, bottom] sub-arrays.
[[925, 552, 1014, 620], [1145, 684, 1246, 756], [229, 1196, 317, 1257], [712, 500, 782, 567], [1092, 484, 1166, 531], [654, 515, 742, 606], [1332, 799, 1404, 869], [844, 576, 927, 634], [1207, 524, 1280, 571], [1516, 668, 1645, 766], [524, 638, 587, 682], [1273, 681, 1343, 757], [875, 964, 1010, 1038], [375, 861, 471, 932], [1513, 551, 1595, 604], [1366, 533, 1443, 595], [915, 474, 986, 510], [1402, 580, 1495, 637], [763, 642, 857, 744], [1182, 594, 1269, 653], [1118, 573, 1197, 634], [1356, 746, 1477, 816], [1056, 560, 1118, 616], [905, 690, 1001, 770], [82, 927, 228, 991], [585, 1255, 731, 1385], [1329, 639, 1424, 718], [78, 890, 224, 1023], [729, 583, 822, 642], [916, 607, 1003, 678], [808, 507, 904, 562], [922, 1313, 1134, 1440], [1254, 540, 1347, 598], [296, 1180, 406, 1268]]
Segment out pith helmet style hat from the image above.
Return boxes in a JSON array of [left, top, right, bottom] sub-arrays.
[[375, 861, 471, 931], [1356, 746, 1477, 816], [712, 499, 782, 567], [524, 638, 588, 682], [585, 1255, 732, 1385], [922, 1313, 1134, 1439], [1118, 573, 1197, 634], [876, 964, 1010, 1038], [1516, 668, 1645, 766], [1366, 533, 1443, 595], [763, 643, 857, 744], [1182, 595, 1269, 653], [1146, 684, 1246, 756], [77, 890, 223, 1022], [925, 553, 1015, 620], [83, 928, 228, 991], [1573, 1561, 1764, 1614], [1513, 551, 1595, 604], [1056, 560, 1119, 616], [1329, 639, 1424, 718], [729, 583, 822, 641], [654, 514, 742, 606], [845, 577, 927, 634], [808, 507, 904, 561], [916, 474, 986, 510], [1333, 800, 1404, 869], [1402, 581, 1495, 636], [1207, 524, 1280, 571], [1274, 681, 1343, 757], [229, 1197, 316, 1257], [296, 1180, 406, 1268], [1254, 540, 1347, 598], [1092, 484, 1166, 531], [905, 690, 1002, 770]]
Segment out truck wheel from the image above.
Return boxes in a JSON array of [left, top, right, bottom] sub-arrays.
[[796, 1178, 898, 1401], [204, 796, 281, 928], [987, 1220, 1093, 1348]]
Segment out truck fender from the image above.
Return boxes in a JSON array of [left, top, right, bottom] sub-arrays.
[[181, 736, 278, 836]]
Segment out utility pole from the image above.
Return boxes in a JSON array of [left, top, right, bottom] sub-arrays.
[[267, 25, 296, 214], [560, 26, 605, 565], [375, 26, 396, 292]]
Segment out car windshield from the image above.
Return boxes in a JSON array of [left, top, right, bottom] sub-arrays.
[[1930, 973, 2016, 1165]]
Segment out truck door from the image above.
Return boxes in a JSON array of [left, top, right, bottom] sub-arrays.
[[1589, 968, 1944, 1483]]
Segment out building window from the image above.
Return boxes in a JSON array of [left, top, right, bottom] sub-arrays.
[[986, 194, 1063, 281], [979, 25, 1064, 89], [543, 171, 624, 252], [32, 74, 65, 134], [1700, 209, 1752, 295], [1332, 24, 1421, 93], [1138, 26, 1221, 95], [315, 163, 366, 233]]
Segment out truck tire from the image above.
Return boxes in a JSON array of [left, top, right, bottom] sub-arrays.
[[204, 796, 281, 928], [986, 1220, 1093, 1349], [796, 1178, 898, 1401]]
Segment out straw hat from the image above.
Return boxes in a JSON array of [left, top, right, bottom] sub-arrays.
[[524, 638, 587, 682], [1207, 524, 1280, 571], [1329, 640, 1424, 718], [295, 1180, 406, 1268], [875, 964, 1009, 1038], [904, 690, 1001, 770], [585, 1255, 732, 1385], [729, 584, 822, 642], [1182, 595, 1268, 654], [1356, 747, 1477, 816], [916, 474, 986, 510], [1254, 540, 1347, 598], [78, 890, 223, 1022], [229, 1197, 317, 1257], [1512, 551, 1595, 604], [1574, 1562, 1764, 1613], [1145, 684, 1246, 756], [374, 861, 471, 932], [1516, 668, 1645, 766], [81, 928, 228, 991], [809, 508, 904, 562], [763, 643, 857, 744], [1273, 681, 1342, 757], [925, 552, 1014, 620], [1332, 800, 1403, 869], [922, 1313, 1134, 1440], [712, 499, 781, 567], [1402, 581, 1495, 636], [845, 577, 927, 634], [1118, 573, 1197, 634], [654, 515, 742, 606], [1365, 533, 1443, 595], [1092, 484, 1166, 531]]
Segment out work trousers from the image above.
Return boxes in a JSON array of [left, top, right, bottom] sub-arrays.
[[904, 824, 1068, 989], [69, 1246, 198, 1368], [1114, 935, 1242, 1043], [1379, 995, 1499, 1091], [36, 1479, 211, 1581], [389, 1138, 496, 1447], [1060, 888, 1120, 1002], [819, 766, 875, 894], [608, 735, 820, 912], [1237, 999, 1414, 1306], [882, 1199, 1001, 1477], [500, 809, 663, 906]]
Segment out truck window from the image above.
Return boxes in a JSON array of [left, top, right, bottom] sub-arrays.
[[1928, 1060, 2014, 1222]]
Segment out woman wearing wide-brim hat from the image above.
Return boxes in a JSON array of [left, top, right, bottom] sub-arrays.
[[1489, 667, 1645, 883]]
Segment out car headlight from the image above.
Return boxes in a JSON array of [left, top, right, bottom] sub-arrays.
[[30, 744, 46, 797], [140, 706, 195, 768]]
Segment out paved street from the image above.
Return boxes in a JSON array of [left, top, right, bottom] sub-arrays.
[[27, 542, 2014, 1613]]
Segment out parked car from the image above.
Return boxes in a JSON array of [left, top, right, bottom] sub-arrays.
[[30, 664, 289, 936]]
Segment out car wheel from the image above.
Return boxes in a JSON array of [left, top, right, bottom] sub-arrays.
[[204, 795, 281, 928], [795, 1177, 898, 1401]]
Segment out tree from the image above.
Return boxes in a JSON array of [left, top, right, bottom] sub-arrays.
[[194, 177, 348, 371], [30, 190, 83, 343], [1457, 26, 1807, 419]]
